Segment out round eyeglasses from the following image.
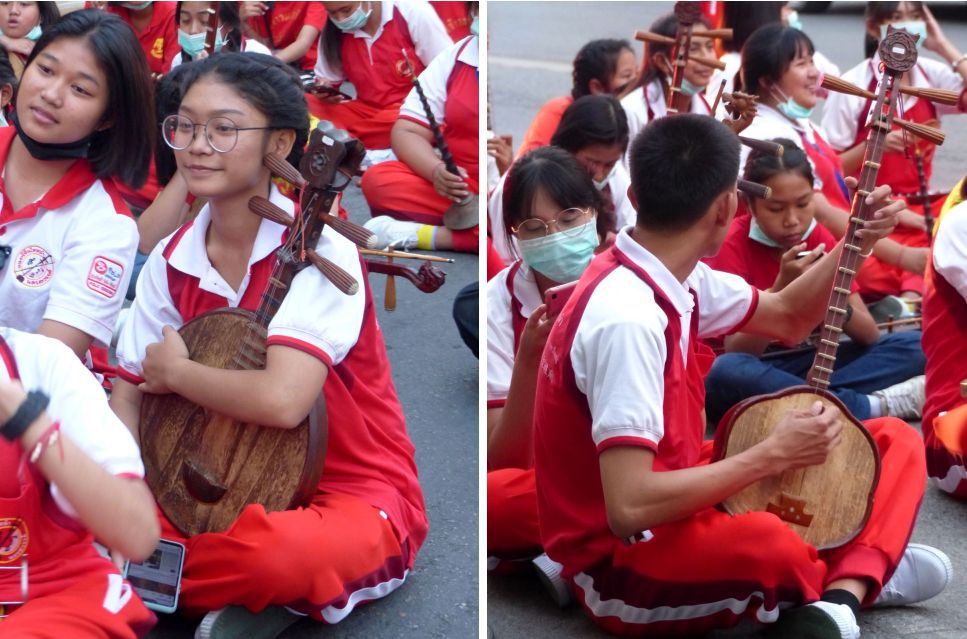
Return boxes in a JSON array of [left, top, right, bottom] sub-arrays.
[[162, 114, 277, 153], [511, 208, 594, 240]]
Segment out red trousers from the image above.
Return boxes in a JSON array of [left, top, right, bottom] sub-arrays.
[[361, 160, 478, 253], [856, 203, 930, 299], [157, 492, 408, 624], [305, 96, 400, 150], [925, 403, 967, 499], [570, 418, 925, 636], [487, 468, 541, 561], [0, 573, 155, 638]]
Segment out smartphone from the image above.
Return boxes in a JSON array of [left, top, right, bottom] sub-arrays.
[[123, 539, 185, 614], [544, 282, 577, 319], [797, 249, 825, 259]]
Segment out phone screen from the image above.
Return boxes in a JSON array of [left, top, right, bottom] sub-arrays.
[[124, 540, 185, 612]]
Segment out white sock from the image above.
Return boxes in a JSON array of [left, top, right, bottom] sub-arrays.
[[867, 395, 883, 418]]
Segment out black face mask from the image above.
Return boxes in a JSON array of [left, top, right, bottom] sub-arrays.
[[10, 109, 95, 161]]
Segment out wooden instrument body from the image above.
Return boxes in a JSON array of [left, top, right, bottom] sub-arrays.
[[140, 308, 327, 536], [714, 386, 879, 549]]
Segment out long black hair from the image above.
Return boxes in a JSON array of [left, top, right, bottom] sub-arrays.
[[571, 38, 633, 99], [37, 2, 62, 30], [177, 52, 309, 168], [742, 138, 815, 197], [550, 94, 629, 156], [24, 10, 154, 187], [638, 12, 712, 90], [722, 2, 783, 54], [741, 24, 816, 97]]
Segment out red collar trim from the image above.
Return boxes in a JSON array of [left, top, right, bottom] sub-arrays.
[[0, 334, 19, 380], [0, 127, 99, 225]]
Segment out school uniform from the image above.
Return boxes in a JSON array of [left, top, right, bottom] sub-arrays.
[[620, 77, 712, 168], [244, 1, 327, 70], [169, 36, 272, 70], [515, 96, 573, 161], [360, 35, 478, 252], [703, 214, 924, 426], [486, 261, 542, 561], [104, 1, 179, 76], [0, 328, 153, 637], [311, 0, 451, 150], [922, 200, 967, 498], [488, 164, 635, 265], [115, 185, 428, 623], [534, 228, 925, 636], [429, 0, 472, 41], [0, 127, 137, 355], [822, 53, 967, 299]]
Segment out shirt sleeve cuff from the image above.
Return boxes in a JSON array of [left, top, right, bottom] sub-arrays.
[[43, 304, 115, 347], [487, 398, 506, 409], [399, 113, 431, 129], [596, 436, 659, 455], [266, 334, 334, 368], [727, 287, 760, 335], [116, 366, 145, 385]]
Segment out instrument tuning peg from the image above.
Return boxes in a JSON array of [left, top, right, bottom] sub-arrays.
[[249, 196, 295, 227], [263, 154, 307, 189], [306, 248, 359, 295], [322, 213, 378, 249]]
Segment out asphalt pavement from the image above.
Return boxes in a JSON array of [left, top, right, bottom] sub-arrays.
[[488, 2, 967, 638]]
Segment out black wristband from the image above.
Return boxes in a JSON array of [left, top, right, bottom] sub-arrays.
[[1, 390, 49, 442], [844, 304, 854, 324]]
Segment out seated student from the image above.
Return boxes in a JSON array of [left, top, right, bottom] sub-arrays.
[[922, 181, 967, 498], [170, 1, 271, 70], [516, 38, 636, 160], [311, 0, 451, 157], [739, 23, 927, 291], [533, 114, 949, 639], [822, 1, 967, 304], [239, 1, 326, 71], [110, 53, 427, 638], [704, 138, 926, 427], [100, 1, 179, 77], [0, 1, 59, 78], [487, 146, 604, 579], [360, 22, 478, 253], [491, 95, 632, 263], [620, 11, 714, 158], [0, 327, 158, 637]]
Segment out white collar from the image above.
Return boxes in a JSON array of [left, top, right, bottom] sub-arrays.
[[613, 227, 695, 316]]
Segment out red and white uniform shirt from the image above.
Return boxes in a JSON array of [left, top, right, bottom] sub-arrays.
[[115, 185, 428, 565], [314, 0, 451, 109], [245, 1, 327, 70], [0, 328, 143, 602], [104, 1, 179, 75], [399, 35, 478, 188], [534, 230, 756, 574], [621, 78, 712, 168], [486, 261, 541, 409], [0, 128, 136, 348], [741, 104, 852, 211]]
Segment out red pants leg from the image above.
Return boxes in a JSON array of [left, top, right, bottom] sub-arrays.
[[924, 404, 967, 499], [822, 417, 925, 605], [1, 572, 155, 638], [305, 97, 399, 150], [158, 493, 407, 624], [487, 468, 541, 560], [857, 209, 929, 299]]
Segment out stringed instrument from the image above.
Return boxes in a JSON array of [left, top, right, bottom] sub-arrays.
[[139, 123, 373, 536], [713, 29, 945, 549]]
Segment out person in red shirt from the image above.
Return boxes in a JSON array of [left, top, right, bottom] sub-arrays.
[[704, 138, 926, 428], [102, 1, 179, 76], [239, 0, 325, 70], [430, 0, 472, 41]]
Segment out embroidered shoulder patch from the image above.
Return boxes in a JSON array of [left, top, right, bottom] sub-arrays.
[[87, 256, 124, 298]]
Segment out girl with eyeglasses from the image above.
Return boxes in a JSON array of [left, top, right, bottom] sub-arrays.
[[310, 1, 451, 159], [0, 10, 152, 370], [110, 52, 426, 638], [704, 138, 926, 428], [490, 94, 632, 264], [821, 1, 967, 305], [487, 145, 603, 601], [0, 1, 60, 79]]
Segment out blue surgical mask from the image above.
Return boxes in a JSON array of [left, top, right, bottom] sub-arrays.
[[748, 216, 818, 248], [518, 220, 599, 284], [0, 110, 8, 128], [121, 1, 153, 10], [591, 165, 617, 191], [470, 16, 479, 37], [214, 27, 226, 52], [772, 86, 814, 120], [681, 77, 703, 97], [880, 21, 927, 49], [332, 2, 371, 32], [178, 28, 207, 58], [24, 24, 41, 42], [786, 10, 803, 32]]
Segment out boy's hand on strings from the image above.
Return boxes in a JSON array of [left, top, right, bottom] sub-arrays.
[[433, 163, 470, 202], [140, 326, 189, 395], [764, 400, 843, 473], [487, 134, 513, 176], [844, 177, 903, 247], [773, 242, 824, 292], [897, 206, 927, 231]]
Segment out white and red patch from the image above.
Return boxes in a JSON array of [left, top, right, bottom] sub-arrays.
[[12, 245, 54, 288], [87, 256, 124, 298], [0, 518, 28, 564]]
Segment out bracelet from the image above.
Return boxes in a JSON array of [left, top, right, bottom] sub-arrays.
[[28, 420, 62, 465], [859, 246, 873, 258], [844, 303, 854, 324], [1, 390, 49, 442], [952, 53, 967, 71]]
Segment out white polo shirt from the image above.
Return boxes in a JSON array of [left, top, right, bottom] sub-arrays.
[[0, 128, 137, 347], [0, 327, 144, 517], [116, 184, 365, 381], [621, 78, 712, 169], [486, 261, 542, 407]]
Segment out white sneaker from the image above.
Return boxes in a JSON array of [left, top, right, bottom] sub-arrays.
[[195, 606, 301, 639], [531, 553, 572, 608], [868, 295, 916, 324], [766, 601, 859, 639], [874, 543, 952, 607], [363, 216, 423, 250], [872, 375, 926, 420]]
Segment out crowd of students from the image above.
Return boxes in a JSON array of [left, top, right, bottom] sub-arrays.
[[487, 2, 967, 638], [0, 1, 477, 638]]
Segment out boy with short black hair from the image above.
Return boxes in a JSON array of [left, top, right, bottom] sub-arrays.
[[533, 114, 949, 638]]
